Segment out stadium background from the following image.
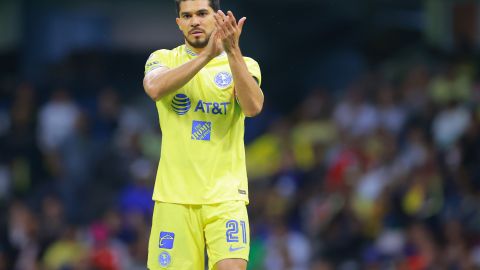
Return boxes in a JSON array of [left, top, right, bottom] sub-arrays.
[[1, 0, 480, 269]]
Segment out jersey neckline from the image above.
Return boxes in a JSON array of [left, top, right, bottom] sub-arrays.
[[185, 45, 226, 59]]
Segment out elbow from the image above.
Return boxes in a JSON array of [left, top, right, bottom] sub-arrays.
[[143, 79, 163, 101], [244, 103, 263, 117]]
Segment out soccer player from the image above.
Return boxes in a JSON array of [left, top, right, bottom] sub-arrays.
[[142, 0, 263, 269]]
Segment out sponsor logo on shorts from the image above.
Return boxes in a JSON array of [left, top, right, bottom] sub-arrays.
[[214, 72, 233, 89], [191, 121, 212, 141], [229, 245, 246, 252], [238, 189, 247, 195], [159, 251, 171, 267], [159, 232, 175, 249]]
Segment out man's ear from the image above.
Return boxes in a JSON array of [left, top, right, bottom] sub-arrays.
[[176, 17, 182, 30]]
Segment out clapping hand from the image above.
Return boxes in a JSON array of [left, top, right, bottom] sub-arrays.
[[214, 10, 246, 54]]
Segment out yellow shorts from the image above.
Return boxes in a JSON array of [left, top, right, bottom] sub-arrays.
[[147, 200, 250, 270]]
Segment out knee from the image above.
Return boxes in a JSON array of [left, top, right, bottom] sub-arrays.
[[214, 258, 247, 270]]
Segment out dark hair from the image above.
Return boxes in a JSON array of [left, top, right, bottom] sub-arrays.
[[175, 0, 220, 16]]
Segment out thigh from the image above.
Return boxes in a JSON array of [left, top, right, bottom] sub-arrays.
[[214, 258, 247, 270], [148, 202, 205, 270], [203, 201, 250, 270]]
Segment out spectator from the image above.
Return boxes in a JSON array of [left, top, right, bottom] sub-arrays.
[[37, 88, 80, 152], [264, 218, 311, 270], [333, 85, 378, 137]]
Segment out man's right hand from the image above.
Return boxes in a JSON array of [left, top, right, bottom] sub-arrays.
[[144, 32, 223, 101], [201, 29, 223, 60]]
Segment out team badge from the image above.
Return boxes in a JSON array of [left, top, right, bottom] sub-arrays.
[[171, 94, 191, 115], [214, 72, 233, 89], [159, 251, 171, 267], [159, 232, 175, 249]]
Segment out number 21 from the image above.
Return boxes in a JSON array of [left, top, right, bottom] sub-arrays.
[[226, 220, 247, 243]]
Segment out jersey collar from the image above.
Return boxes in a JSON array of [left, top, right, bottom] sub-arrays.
[[185, 45, 226, 58]]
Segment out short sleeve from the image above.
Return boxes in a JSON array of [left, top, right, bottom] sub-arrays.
[[244, 57, 262, 86], [145, 49, 171, 75]]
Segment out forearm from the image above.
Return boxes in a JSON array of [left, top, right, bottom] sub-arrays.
[[144, 54, 211, 101], [227, 48, 264, 117]]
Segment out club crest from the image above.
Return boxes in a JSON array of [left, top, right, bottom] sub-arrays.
[[214, 72, 233, 89], [159, 251, 171, 267]]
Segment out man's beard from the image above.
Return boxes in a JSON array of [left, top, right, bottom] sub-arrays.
[[185, 32, 211, 49]]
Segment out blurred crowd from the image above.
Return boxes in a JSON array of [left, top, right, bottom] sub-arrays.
[[246, 60, 480, 270], [1, 57, 480, 270], [0, 84, 158, 270]]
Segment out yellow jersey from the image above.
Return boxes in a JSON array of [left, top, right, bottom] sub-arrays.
[[145, 45, 262, 205]]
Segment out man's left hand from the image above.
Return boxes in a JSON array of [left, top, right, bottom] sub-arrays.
[[214, 10, 246, 54]]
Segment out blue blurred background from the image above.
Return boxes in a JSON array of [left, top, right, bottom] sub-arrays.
[[1, 0, 480, 269]]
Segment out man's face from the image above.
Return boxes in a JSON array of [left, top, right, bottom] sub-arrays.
[[176, 0, 216, 49]]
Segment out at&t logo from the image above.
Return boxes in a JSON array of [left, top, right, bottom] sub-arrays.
[[171, 94, 191, 115]]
